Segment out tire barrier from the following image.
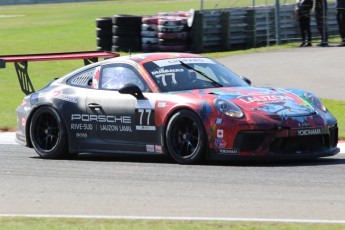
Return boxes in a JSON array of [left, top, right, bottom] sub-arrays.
[[96, 11, 193, 53], [141, 12, 191, 52], [112, 15, 142, 52], [96, 17, 112, 51], [141, 16, 160, 52], [158, 32, 188, 40], [155, 12, 190, 52]]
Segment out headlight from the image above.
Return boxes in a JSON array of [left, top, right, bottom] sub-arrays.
[[304, 92, 327, 112], [213, 98, 244, 118]]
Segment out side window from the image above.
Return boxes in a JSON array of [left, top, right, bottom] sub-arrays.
[[67, 68, 95, 88], [100, 64, 146, 91]]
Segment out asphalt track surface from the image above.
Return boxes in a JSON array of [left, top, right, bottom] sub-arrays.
[[1, 46, 345, 222], [218, 45, 345, 101]]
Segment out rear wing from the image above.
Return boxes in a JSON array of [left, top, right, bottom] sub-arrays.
[[0, 51, 119, 95]]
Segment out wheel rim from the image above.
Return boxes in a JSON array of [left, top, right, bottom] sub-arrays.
[[171, 117, 200, 158], [33, 112, 60, 151]]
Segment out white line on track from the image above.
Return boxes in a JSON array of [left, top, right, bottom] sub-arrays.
[[1, 214, 345, 224], [0, 132, 17, 145]]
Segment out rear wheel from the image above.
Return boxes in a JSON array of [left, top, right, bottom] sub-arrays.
[[30, 106, 69, 159], [166, 110, 206, 164]]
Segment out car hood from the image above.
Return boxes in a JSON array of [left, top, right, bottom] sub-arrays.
[[207, 87, 316, 117]]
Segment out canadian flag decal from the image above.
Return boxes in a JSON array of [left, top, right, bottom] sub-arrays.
[[217, 129, 224, 138]]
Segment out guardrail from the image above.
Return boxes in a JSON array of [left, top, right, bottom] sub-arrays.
[[191, 4, 339, 53]]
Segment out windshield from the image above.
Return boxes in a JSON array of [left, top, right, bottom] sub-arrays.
[[143, 57, 248, 92]]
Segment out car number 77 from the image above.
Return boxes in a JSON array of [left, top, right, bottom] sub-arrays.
[[156, 73, 177, 86], [135, 109, 156, 131]]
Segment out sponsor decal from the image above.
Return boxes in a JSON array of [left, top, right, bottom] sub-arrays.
[[71, 117, 133, 133], [21, 118, 26, 126], [238, 94, 293, 104], [153, 58, 215, 67], [76, 133, 88, 138], [151, 68, 184, 75], [219, 148, 240, 155], [146, 145, 155, 152], [214, 138, 227, 148], [215, 118, 223, 125], [298, 122, 311, 128], [136, 125, 156, 131], [99, 125, 132, 132], [238, 123, 272, 129], [158, 101, 167, 108], [71, 123, 93, 130], [297, 127, 322, 136], [71, 114, 131, 124], [52, 90, 77, 103], [155, 145, 162, 153]]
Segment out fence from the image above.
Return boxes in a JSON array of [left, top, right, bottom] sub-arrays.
[[190, 4, 339, 53]]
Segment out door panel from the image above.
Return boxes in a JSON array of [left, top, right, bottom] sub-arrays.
[[86, 90, 159, 146]]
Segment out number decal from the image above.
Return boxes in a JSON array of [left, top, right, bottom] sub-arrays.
[[137, 109, 152, 126], [135, 109, 156, 131], [156, 73, 176, 86]]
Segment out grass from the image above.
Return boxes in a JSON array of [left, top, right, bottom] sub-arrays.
[[1, 217, 345, 230]]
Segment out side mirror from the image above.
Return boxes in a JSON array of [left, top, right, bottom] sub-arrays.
[[240, 76, 252, 86], [119, 83, 145, 100]]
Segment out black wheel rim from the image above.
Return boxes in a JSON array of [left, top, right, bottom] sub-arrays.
[[33, 112, 60, 151], [171, 117, 200, 158]]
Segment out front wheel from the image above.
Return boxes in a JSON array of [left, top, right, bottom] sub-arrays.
[[30, 106, 68, 159], [165, 110, 207, 164]]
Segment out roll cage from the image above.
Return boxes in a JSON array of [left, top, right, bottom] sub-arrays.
[[0, 51, 119, 95]]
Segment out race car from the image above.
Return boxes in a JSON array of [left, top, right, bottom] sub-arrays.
[[0, 52, 339, 164]]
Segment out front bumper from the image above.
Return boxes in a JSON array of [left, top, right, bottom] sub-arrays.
[[209, 124, 339, 160]]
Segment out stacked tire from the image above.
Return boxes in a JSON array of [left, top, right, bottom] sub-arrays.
[[96, 17, 113, 51], [157, 12, 189, 52], [112, 15, 142, 52], [141, 17, 159, 52]]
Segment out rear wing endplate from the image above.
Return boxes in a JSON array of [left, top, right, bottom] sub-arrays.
[[0, 51, 119, 95]]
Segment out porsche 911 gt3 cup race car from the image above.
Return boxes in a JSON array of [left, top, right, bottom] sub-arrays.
[[0, 52, 339, 164]]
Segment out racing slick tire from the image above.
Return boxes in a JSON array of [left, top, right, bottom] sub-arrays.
[[97, 37, 112, 47], [142, 16, 159, 24], [158, 25, 185, 33], [141, 30, 158, 37], [158, 32, 188, 39], [96, 17, 112, 28], [112, 25, 140, 36], [112, 14, 142, 27], [165, 109, 206, 164], [96, 28, 112, 38], [29, 106, 69, 159]]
